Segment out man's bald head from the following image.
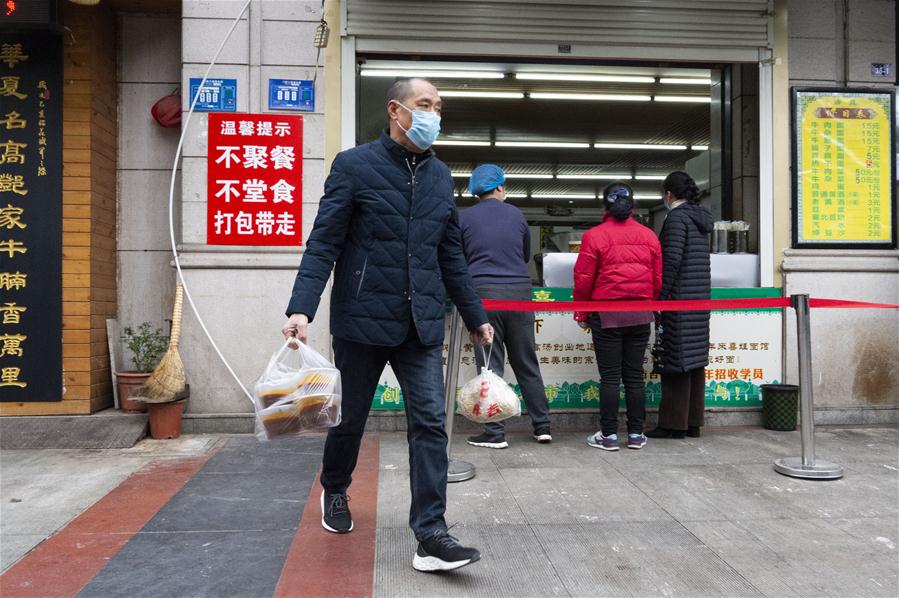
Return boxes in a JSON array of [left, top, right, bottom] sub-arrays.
[[386, 77, 435, 104]]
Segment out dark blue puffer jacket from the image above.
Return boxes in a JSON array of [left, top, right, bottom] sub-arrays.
[[286, 132, 488, 347]]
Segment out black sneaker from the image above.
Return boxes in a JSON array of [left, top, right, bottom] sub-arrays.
[[320, 490, 353, 533], [466, 432, 508, 449], [412, 531, 481, 572], [533, 427, 552, 443], [644, 427, 686, 439]]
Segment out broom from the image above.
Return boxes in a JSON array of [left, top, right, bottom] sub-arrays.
[[139, 283, 186, 403]]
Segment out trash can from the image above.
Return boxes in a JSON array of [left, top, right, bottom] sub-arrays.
[[761, 384, 799, 431]]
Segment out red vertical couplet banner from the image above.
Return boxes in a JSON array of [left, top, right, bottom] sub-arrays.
[[206, 113, 303, 245]]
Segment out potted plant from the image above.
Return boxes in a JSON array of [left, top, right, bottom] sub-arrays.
[[117, 323, 168, 413]]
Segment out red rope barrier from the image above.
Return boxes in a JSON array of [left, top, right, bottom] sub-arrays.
[[809, 298, 899, 310], [481, 297, 899, 312]]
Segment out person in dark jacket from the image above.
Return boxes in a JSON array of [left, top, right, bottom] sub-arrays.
[[460, 164, 551, 449], [645, 171, 714, 439], [282, 77, 493, 573], [573, 183, 662, 451]]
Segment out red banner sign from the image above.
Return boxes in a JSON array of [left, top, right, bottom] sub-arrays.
[[206, 113, 303, 245]]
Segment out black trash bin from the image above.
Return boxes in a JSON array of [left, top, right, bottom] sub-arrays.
[[761, 384, 799, 431]]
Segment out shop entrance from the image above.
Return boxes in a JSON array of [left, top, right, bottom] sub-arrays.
[[356, 58, 761, 288]]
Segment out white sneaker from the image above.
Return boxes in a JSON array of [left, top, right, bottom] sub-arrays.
[[533, 433, 552, 443]]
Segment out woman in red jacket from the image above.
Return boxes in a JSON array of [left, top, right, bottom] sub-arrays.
[[573, 183, 662, 451]]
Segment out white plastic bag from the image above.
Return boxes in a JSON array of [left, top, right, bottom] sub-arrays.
[[253, 340, 342, 441], [457, 346, 521, 424]]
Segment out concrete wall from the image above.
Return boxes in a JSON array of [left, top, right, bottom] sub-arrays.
[[116, 13, 182, 365], [178, 0, 331, 421], [784, 0, 898, 420]]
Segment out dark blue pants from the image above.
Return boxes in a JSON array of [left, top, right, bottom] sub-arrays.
[[321, 324, 448, 541]]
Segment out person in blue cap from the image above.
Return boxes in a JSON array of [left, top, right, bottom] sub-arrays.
[[459, 164, 552, 448]]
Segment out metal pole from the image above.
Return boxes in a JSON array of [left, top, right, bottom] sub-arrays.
[[796, 293, 816, 468], [774, 294, 843, 480], [444, 308, 476, 483]]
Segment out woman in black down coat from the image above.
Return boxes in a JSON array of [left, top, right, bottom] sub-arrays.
[[646, 172, 714, 439]]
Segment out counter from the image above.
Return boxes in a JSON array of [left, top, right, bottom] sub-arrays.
[[371, 287, 783, 412], [542, 252, 761, 288]]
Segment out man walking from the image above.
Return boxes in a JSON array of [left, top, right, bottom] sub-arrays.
[[281, 78, 493, 572], [459, 164, 551, 449]]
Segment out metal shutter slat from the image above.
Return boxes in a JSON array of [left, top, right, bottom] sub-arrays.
[[346, 0, 772, 61]]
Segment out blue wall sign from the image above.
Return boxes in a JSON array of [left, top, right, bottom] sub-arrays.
[[268, 79, 315, 111], [870, 63, 892, 77], [188, 78, 238, 112]]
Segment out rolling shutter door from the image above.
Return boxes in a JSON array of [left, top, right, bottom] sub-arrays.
[[345, 0, 773, 63]]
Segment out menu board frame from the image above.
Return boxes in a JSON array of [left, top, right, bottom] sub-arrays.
[[791, 87, 897, 249]]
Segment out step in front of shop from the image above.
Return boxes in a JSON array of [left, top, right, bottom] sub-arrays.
[[0, 410, 148, 449]]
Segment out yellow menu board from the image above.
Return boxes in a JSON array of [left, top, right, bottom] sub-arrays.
[[794, 90, 895, 247]]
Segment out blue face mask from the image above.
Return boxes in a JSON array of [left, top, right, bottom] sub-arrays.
[[396, 102, 441, 150]]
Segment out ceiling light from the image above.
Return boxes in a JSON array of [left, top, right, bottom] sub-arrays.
[[556, 174, 632, 180], [654, 95, 712, 103], [515, 73, 656, 84], [496, 141, 590, 148], [439, 91, 524, 99], [531, 194, 597, 200], [634, 194, 663, 200], [635, 175, 667, 180], [691, 145, 709, 151], [460, 191, 528, 198], [594, 143, 688, 151], [360, 69, 505, 79], [433, 140, 492, 147], [529, 92, 652, 102], [453, 172, 553, 179], [659, 78, 712, 85]]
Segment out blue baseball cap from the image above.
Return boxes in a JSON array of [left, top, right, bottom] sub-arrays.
[[469, 164, 506, 197]]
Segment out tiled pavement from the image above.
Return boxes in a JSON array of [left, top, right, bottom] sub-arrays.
[[1, 427, 897, 597]]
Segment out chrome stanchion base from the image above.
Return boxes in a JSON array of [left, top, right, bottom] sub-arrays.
[[448, 459, 476, 483], [774, 457, 843, 480]]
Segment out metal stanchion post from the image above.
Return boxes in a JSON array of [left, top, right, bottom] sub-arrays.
[[774, 294, 843, 480], [444, 308, 476, 483]]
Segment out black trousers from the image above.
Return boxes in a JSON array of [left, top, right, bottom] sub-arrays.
[[323, 324, 448, 541], [659, 368, 706, 431], [474, 284, 551, 435], [590, 316, 651, 436]]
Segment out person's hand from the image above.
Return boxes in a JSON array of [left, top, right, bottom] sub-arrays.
[[282, 313, 309, 347], [470, 323, 494, 346], [577, 321, 589, 330]]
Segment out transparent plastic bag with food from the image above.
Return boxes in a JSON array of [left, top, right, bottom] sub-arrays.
[[457, 345, 522, 424], [253, 340, 342, 440]]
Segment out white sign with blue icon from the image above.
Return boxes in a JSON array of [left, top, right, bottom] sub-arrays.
[[189, 78, 238, 112], [268, 79, 315, 111]]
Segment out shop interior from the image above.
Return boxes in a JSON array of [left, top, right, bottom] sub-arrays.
[[356, 58, 762, 288]]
